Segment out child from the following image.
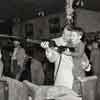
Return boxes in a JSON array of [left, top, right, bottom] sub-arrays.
[[64, 27, 91, 95]]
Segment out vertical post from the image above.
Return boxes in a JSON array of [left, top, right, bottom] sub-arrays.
[[65, 0, 75, 25]]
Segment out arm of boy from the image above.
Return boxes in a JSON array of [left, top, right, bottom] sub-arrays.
[[63, 41, 84, 57]]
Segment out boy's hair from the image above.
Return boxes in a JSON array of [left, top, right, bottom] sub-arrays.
[[71, 27, 84, 36], [62, 24, 84, 36]]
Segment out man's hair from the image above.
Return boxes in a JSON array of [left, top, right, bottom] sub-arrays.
[[61, 24, 74, 31]]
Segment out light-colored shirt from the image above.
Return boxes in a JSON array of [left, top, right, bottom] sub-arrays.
[[45, 36, 74, 89], [12, 46, 26, 68]]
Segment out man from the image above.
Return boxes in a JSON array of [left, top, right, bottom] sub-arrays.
[[30, 47, 45, 85], [41, 25, 74, 89], [90, 40, 100, 76], [11, 40, 26, 80]]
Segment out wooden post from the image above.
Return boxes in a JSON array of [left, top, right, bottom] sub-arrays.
[[65, 0, 75, 25]]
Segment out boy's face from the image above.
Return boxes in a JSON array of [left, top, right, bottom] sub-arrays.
[[71, 31, 81, 43], [63, 28, 72, 42]]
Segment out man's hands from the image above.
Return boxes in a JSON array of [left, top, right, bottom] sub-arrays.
[[63, 48, 71, 56], [40, 41, 49, 49]]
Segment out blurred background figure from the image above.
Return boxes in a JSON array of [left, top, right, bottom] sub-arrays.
[[24, 44, 45, 85], [11, 40, 26, 80], [90, 40, 100, 76], [90, 40, 100, 100], [2, 39, 13, 77]]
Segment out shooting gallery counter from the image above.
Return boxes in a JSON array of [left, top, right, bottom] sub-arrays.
[[0, 76, 82, 100], [0, 76, 98, 100]]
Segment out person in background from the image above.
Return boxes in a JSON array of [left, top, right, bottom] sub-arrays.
[[90, 40, 100, 76], [2, 39, 13, 77], [11, 40, 26, 80], [0, 47, 3, 77], [43, 60, 54, 85], [90, 40, 100, 100], [24, 45, 45, 85], [30, 46, 45, 85]]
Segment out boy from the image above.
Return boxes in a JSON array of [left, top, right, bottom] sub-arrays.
[[64, 27, 91, 95]]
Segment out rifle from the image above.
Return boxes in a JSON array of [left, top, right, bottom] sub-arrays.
[[0, 34, 75, 53], [26, 38, 75, 53]]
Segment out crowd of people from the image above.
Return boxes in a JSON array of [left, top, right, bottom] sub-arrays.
[[0, 24, 100, 100]]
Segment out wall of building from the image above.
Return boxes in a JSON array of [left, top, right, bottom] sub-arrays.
[[12, 9, 100, 39], [23, 13, 65, 39], [76, 9, 100, 32]]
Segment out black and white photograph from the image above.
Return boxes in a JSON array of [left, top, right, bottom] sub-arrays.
[[0, 0, 100, 100]]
